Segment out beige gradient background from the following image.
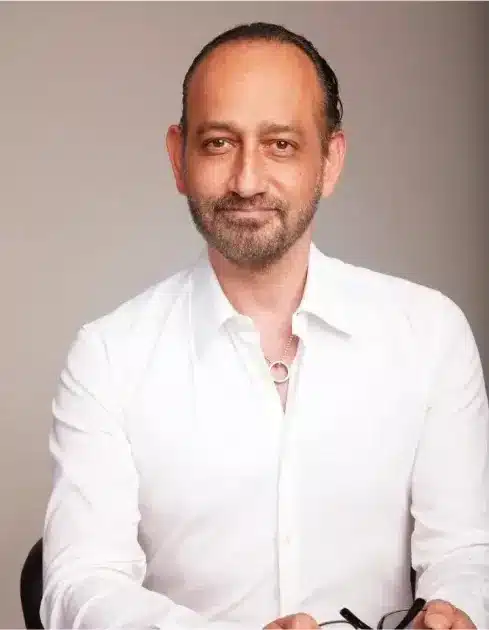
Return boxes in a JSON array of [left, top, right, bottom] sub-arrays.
[[1, 2, 488, 627]]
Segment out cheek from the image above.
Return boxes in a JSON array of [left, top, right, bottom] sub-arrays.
[[186, 157, 229, 197], [274, 162, 322, 201]]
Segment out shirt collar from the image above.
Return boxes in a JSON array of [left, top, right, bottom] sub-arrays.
[[297, 243, 357, 337], [190, 243, 357, 359], [190, 252, 244, 359]]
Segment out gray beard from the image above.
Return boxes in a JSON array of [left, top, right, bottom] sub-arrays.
[[186, 190, 321, 270]]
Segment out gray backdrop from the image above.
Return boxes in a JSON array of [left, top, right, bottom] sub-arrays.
[[1, 2, 487, 627]]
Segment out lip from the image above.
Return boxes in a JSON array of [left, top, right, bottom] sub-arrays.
[[221, 209, 272, 221], [221, 208, 273, 215]]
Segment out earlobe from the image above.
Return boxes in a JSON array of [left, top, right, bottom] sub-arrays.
[[321, 131, 346, 197], [166, 125, 186, 195], [321, 156, 333, 197]]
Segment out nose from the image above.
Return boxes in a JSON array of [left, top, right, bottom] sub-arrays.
[[228, 145, 267, 198]]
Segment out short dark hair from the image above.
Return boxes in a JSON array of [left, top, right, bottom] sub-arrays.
[[179, 22, 343, 145]]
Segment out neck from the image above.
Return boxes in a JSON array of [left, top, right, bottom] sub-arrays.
[[208, 234, 312, 327]]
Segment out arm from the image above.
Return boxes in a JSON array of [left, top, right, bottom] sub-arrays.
[[411, 295, 489, 628], [41, 325, 242, 630]]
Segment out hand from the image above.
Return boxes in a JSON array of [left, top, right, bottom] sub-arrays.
[[264, 612, 320, 629], [413, 600, 476, 629]]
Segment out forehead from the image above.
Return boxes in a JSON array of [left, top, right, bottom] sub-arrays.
[[186, 40, 323, 132]]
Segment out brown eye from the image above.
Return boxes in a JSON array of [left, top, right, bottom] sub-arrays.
[[275, 140, 290, 151], [203, 138, 229, 152], [269, 139, 295, 156]]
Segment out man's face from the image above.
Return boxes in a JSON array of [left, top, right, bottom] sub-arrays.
[[169, 40, 337, 268]]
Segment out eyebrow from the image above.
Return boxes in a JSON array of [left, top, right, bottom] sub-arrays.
[[195, 121, 305, 137]]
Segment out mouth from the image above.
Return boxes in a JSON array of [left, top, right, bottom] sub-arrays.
[[220, 207, 275, 215]]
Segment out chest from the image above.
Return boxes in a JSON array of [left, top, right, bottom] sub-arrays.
[[123, 330, 426, 521]]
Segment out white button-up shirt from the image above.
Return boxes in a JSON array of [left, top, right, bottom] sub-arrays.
[[41, 244, 489, 630]]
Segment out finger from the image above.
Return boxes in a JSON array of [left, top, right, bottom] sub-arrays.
[[413, 610, 426, 629], [264, 618, 293, 629], [290, 613, 319, 629], [264, 614, 311, 629], [451, 610, 476, 630], [264, 614, 319, 629], [423, 601, 456, 630], [277, 614, 299, 629], [424, 613, 452, 630]]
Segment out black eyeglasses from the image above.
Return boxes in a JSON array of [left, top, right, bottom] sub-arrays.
[[319, 598, 426, 630]]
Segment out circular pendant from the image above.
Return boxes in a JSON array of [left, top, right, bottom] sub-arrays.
[[268, 360, 290, 384]]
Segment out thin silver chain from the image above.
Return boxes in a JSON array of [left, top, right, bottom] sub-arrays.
[[265, 334, 294, 365]]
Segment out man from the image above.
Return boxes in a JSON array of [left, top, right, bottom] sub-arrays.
[[41, 22, 489, 630]]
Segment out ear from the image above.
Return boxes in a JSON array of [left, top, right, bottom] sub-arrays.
[[166, 125, 186, 195], [321, 130, 346, 198]]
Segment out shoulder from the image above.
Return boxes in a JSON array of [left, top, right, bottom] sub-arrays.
[[328, 254, 481, 396], [317, 249, 471, 350], [70, 262, 196, 366]]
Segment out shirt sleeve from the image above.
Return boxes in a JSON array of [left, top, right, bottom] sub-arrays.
[[411, 294, 489, 628], [41, 325, 244, 630]]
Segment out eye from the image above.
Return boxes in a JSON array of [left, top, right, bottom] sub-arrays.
[[275, 140, 290, 150], [202, 138, 230, 153], [269, 139, 296, 155]]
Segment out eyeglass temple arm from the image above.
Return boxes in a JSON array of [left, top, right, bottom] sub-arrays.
[[339, 608, 372, 629], [393, 598, 426, 629], [318, 597, 427, 630]]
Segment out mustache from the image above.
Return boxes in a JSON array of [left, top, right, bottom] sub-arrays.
[[212, 195, 286, 213]]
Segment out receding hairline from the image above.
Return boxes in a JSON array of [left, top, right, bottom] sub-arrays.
[[187, 37, 323, 96], [184, 38, 327, 137]]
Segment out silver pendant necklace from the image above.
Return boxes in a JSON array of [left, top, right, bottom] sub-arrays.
[[265, 334, 294, 384]]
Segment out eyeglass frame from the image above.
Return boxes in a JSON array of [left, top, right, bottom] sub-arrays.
[[318, 597, 427, 630]]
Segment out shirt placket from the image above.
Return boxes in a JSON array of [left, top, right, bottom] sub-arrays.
[[276, 413, 299, 617], [276, 332, 305, 617], [231, 318, 304, 618]]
